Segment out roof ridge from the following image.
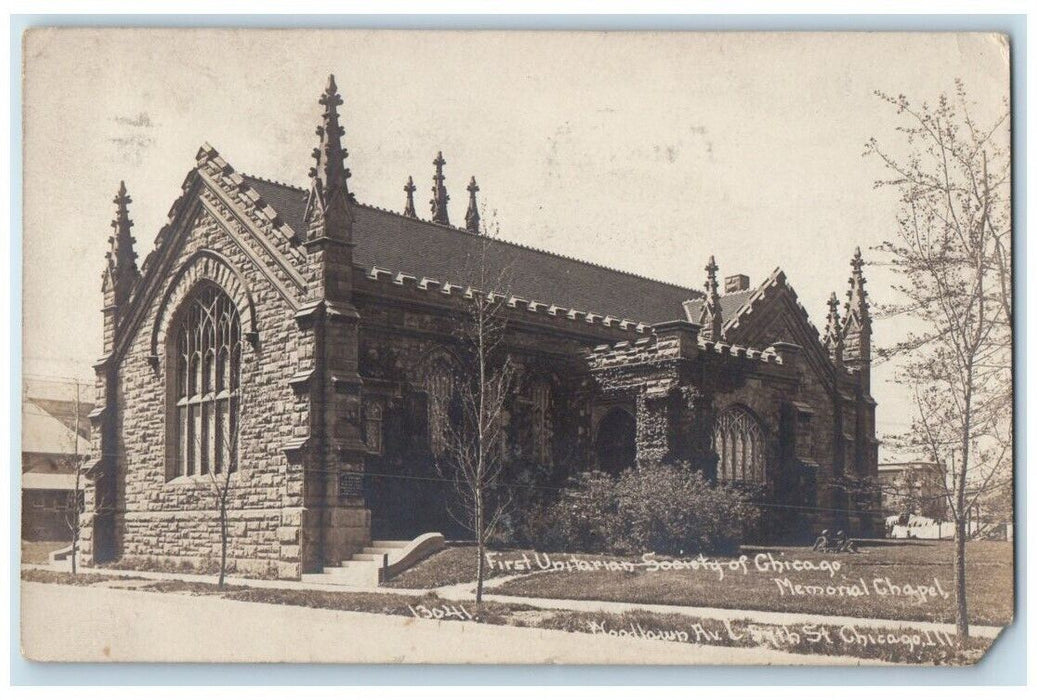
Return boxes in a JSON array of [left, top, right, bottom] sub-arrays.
[[239, 172, 704, 298], [364, 202, 704, 295], [240, 172, 308, 194]]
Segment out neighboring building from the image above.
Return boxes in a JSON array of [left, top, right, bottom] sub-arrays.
[[877, 462, 948, 522], [82, 76, 879, 579], [22, 378, 92, 541]]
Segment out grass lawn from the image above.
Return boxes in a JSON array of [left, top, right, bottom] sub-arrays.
[[21, 541, 65, 565], [384, 545, 535, 589], [22, 569, 142, 586], [491, 540, 1014, 626]]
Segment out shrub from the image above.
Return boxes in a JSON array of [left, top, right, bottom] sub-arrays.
[[613, 463, 760, 555], [511, 462, 760, 555]]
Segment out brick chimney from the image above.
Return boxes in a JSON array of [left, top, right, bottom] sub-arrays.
[[724, 274, 750, 293]]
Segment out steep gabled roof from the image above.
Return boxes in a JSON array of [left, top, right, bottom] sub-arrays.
[[242, 175, 702, 324], [681, 289, 756, 328]]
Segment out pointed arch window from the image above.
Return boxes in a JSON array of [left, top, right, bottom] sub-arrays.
[[172, 284, 241, 478], [426, 361, 455, 457], [713, 405, 766, 483], [531, 379, 552, 465]]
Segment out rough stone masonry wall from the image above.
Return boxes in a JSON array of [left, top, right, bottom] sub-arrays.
[[113, 205, 306, 578], [710, 358, 834, 485]]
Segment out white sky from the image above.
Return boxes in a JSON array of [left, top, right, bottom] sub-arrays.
[[22, 30, 1010, 459]]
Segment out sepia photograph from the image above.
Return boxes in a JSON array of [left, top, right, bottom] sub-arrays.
[[17, 27, 1014, 668]]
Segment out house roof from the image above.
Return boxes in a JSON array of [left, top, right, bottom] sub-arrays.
[[22, 401, 91, 456], [242, 175, 703, 324], [23, 377, 93, 439], [23, 377, 94, 404], [22, 472, 77, 491]]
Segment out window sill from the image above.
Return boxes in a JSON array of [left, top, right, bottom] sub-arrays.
[[165, 471, 244, 487]]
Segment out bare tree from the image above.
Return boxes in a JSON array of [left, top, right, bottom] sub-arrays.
[[864, 81, 1012, 646], [62, 381, 89, 576], [208, 445, 236, 589], [437, 215, 517, 606], [186, 419, 237, 587]]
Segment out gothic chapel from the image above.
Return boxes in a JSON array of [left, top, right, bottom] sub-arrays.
[[82, 76, 879, 578]]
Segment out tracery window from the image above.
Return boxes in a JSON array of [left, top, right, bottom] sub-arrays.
[[531, 379, 552, 465], [426, 361, 455, 457], [172, 284, 241, 478], [713, 405, 765, 483]]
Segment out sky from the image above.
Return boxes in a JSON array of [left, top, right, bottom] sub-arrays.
[[22, 30, 1010, 458]]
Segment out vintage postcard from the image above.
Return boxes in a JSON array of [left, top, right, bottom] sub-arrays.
[[20, 29, 1013, 665]]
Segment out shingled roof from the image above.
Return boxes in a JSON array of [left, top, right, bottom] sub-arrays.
[[682, 290, 756, 328], [242, 175, 703, 324]]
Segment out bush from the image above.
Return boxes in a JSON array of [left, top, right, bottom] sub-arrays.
[[613, 463, 760, 555], [510, 463, 760, 556]]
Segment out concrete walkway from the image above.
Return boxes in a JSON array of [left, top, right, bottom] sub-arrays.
[[21, 582, 880, 664], [24, 563, 1003, 640]]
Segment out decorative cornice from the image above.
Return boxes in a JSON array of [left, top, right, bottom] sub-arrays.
[[360, 263, 648, 335]]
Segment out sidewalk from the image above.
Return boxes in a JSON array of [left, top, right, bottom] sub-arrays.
[[23, 581, 878, 664], [24, 562, 1003, 640]]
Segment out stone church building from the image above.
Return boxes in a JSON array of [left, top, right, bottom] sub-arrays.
[[82, 77, 879, 578]]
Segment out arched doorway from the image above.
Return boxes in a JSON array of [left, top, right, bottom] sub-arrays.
[[595, 408, 637, 474]]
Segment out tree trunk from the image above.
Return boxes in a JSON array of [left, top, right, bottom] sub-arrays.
[[954, 512, 969, 647], [475, 498, 485, 606], [219, 498, 228, 589]]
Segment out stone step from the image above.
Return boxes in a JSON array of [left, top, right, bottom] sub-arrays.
[[336, 561, 368, 568], [352, 553, 385, 562], [361, 546, 397, 555], [323, 563, 373, 574], [371, 540, 411, 548], [305, 533, 446, 586], [304, 560, 381, 587]]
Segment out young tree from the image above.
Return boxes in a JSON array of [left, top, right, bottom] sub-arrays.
[[187, 411, 237, 588], [208, 442, 236, 589], [438, 214, 517, 606], [63, 381, 89, 576], [864, 81, 1012, 645]]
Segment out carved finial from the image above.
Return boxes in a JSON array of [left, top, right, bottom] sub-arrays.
[[403, 176, 417, 218], [303, 74, 353, 237], [106, 181, 139, 290], [465, 176, 481, 234], [843, 246, 872, 382], [430, 151, 450, 225], [845, 246, 870, 326], [823, 291, 844, 367], [698, 255, 723, 340], [705, 255, 719, 294]]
